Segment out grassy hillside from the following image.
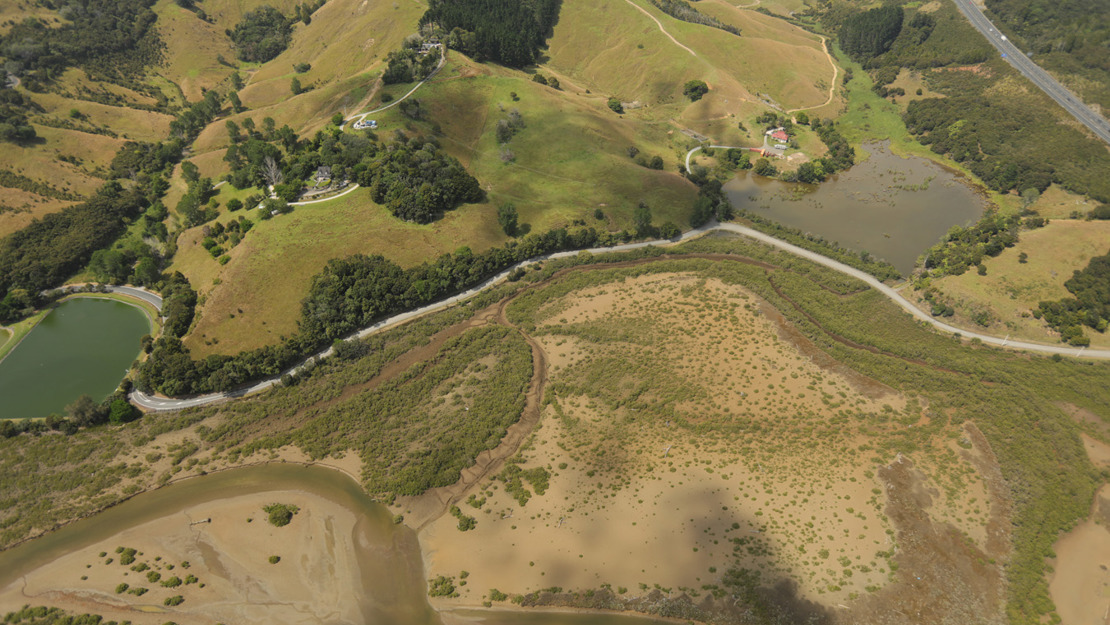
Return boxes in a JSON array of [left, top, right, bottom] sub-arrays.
[[153, 0, 238, 102], [169, 0, 848, 355], [544, 0, 838, 124], [176, 53, 700, 355], [3, 0, 844, 355]]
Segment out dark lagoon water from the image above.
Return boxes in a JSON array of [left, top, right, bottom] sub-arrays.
[[0, 297, 150, 419], [724, 142, 986, 275], [0, 464, 673, 625]]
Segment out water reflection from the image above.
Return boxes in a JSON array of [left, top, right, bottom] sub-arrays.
[[724, 142, 985, 274]]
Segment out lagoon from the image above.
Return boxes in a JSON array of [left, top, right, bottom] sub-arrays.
[[0, 297, 150, 419], [724, 142, 986, 275]]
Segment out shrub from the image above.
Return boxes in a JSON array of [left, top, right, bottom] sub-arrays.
[[264, 503, 300, 527]]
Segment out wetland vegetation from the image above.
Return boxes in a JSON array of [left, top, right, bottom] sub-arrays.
[[1, 233, 1104, 624]]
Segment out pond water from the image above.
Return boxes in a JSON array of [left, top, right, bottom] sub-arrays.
[[724, 142, 986, 275], [0, 297, 150, 419], [0, 464, 672, 625]]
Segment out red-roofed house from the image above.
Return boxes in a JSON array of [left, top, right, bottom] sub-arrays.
[[771, 129, 789, 142]]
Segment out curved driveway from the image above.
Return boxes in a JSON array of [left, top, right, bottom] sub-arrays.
[[131, 222, 1110, 412], [342, 51, 447, 130]]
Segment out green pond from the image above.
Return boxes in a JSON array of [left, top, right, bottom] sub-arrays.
[[0, 463, 671, 625], [0, 297, 150, 419], [724, 142, 986, 275]]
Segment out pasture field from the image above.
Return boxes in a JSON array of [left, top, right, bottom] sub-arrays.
[[152, 0, 238, 102], [179, 187, 505, 356], [544, 0, 837, 123], [1027, 184, 1098, 219], [0, 124, 123, 238], [926, 219, 1110, 348]]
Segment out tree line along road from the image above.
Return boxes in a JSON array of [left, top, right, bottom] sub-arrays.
[[950, 0, 1110, 146], [129, 222, 1110, 412]]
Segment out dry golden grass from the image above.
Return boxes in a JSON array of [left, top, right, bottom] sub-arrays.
[[237, 0, 423, 112], [186, 0, 301, 30], [153, 0, 238, 102], [544, 0, 837, 119], [0, 193, 76, 240], [888, 69, 945, 111], [51, 68, 160, 108], [24, 126, 125, 179], [0, 0, 64, 34], [1029, 184, 1099, 219], [930, 219, 1110, 347], [30, 93, 173, 142]]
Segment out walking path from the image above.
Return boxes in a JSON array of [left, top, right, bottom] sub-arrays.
[[623, 0, 698, 58], [130, 221, 1110, 412], [786, 35, 839, 114]]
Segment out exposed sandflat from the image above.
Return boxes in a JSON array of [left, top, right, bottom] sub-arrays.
[[0, 490, 367, 625]]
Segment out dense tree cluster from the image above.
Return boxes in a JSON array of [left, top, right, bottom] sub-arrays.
[[0, 89, 38, 144], [1037, 251, 1110, 345], [904, 90, 1110, 201], [921, 211, 1020, 277], [225, 121, 481, 223], [229, 6, 293, 63], [159, 271, 198, 340], [648, 0, 742, 37], [383, 32, 442, 85], [838, 5, 904, 61], [2, 605, 116, 625], [0, 182, 147, 296], [88, 243, 160, 287], [358, 135, 483, 223], [420, 0, 562, 67], [382, 46, 441, 85], [0, 0, 162, 85]]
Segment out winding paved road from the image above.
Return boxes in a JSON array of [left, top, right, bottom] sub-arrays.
[[53, 285, 163, 311], [131, 222, 1110, 412], [951, 0, 1110, 146]]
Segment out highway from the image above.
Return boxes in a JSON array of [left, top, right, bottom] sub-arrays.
[[131, 222, 1110, 412], [950, 0, 1110, 146]]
